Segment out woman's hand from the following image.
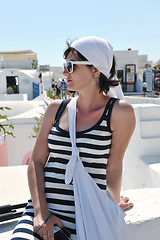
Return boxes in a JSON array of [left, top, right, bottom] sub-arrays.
[[34, 212, 63, 240], [119, 196, 134, 211]]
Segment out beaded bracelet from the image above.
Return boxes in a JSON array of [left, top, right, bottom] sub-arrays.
[[34, 213, 53, 233]]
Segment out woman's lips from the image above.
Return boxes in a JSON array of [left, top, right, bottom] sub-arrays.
[[67, 79, 72, 83]]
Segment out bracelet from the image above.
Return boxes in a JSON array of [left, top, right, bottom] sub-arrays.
[[34, 213, 53, 233], [44, 213, 53, 224]]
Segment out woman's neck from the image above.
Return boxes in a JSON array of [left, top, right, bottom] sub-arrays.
[[77, 91, 109, 114]]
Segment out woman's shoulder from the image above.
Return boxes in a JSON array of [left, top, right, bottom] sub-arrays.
[[46, 99, 62, 113], [111, 99, 135, 130], [113, 99, 134, 113], [43, 99, 63, 123]]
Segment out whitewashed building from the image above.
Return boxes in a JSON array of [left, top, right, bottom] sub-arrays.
[[114, 49, 152, 93], [39, 65, 64, 91], [0, 50, 37, 69], [0, 69, 40, 100], [0, 50, 41, 100]]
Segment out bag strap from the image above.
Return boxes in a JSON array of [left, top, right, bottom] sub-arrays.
[[65, 97, 79, 184], [54, 98, 71, 124]]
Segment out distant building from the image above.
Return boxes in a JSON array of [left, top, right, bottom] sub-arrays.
[[153, 60, 160, 92], [38, 65, 64, 90], [0, 69, 40, 100], [0, 50, 40, 100], [153, 59, 160, 69], [114, 49, 152, 93], [0, 50, 37, 69]]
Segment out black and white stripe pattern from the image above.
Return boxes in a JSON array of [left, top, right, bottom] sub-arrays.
[[11, 214, 36, 240], [11, 98, 117, 239]]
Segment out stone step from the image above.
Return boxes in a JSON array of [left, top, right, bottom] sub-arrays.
[[141, 155, 160, 174], [138, 104, 160, 120], [140, 120, 160, 138]]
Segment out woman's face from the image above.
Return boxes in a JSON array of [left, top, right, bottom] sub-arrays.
[[63, 50, 94, 92]]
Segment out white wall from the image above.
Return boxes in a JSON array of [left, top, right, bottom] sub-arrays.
[[0, 100, 43, 117], [6, 118, 37, 165], [1, 59, 33, 69], [114, 50, 139, 70], [49, 66, 64, 82], [0, 94, 28, 101], [138, 55, 148, 68], [0, 99, 44, 165], [42, 72, 52, 90], [0, 69, 40, 100], [40, 67, 64, 90], [122, 101, 160, 189]]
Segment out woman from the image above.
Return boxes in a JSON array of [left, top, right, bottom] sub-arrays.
[[11, 36, 135, 240]]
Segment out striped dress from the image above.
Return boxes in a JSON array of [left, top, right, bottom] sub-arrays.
[[11, 97, 117, 240]]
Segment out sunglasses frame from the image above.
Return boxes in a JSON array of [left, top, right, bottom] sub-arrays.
[[64, 61, 93, 73]]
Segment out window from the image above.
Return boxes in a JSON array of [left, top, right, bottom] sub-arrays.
[[6, 76, 19, 94]]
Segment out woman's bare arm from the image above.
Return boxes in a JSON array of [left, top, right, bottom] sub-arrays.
[[106, 100, 136, 203], [27, 100, 63, 238]]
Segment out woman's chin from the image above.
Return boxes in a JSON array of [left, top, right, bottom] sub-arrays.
[[67, 87, 76, 92]]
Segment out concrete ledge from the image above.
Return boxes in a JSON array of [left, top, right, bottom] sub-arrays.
[[0, 100, 44, 117], [125, 96, 160, 105], [128, 218, 160, 240], [123, 188, 160, 240], [123, 188, 160, 224], [0, 94, 28, 101]]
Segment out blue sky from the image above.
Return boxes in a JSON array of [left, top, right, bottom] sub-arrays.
[[1, 0, 160, 66]]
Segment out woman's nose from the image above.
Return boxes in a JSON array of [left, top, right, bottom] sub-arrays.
[[63, 67, 68, 75]]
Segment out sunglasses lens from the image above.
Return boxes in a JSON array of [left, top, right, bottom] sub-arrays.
[[66, 62, 72, 73], [64, 62, 75, 73]]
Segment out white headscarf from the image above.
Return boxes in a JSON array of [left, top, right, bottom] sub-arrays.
[[71, 36, 125, 100]]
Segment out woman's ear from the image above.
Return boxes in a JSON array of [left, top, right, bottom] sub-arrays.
[[92, 67, 100, 78]]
